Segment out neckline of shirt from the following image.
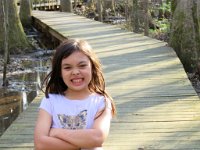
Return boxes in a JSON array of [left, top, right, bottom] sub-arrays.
[[61, 93, 98, 102]]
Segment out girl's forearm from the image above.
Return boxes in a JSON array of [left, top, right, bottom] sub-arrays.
[[50, 128, 103, 148], [34, 135, 79, 150]]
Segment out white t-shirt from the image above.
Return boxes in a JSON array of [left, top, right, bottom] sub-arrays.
[[40, 93, 105, 129]]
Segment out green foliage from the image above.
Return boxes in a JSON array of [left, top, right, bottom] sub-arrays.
[[159, 2, 171, 12]]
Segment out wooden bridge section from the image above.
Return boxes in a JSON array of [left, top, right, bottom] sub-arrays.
[[32, 0, 60, 11], [0, 11, 200, 150]]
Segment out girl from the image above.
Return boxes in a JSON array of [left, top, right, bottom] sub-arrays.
[[34, 39, 116, 150]]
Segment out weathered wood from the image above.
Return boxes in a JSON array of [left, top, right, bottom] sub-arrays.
[[0, 10, 200, 150], [33, 1, 60, 11]]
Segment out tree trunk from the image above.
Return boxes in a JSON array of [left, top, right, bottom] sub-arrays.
[[97, 0, 103, 22], [132, 0, 140, 33], [104, 0, 115, 12], [144, 0, 149, 36], [171, 0, 177, 17], [87, 0, 95, 7], [19, 0, 32, 28], [195, 0, 200, 66], [169, 0, 199, 72], [0, 0, 31, 54], [60, 0, 72, 12], [2, 0, 9, 86], [125, 0, 129, 21], [197, 0, 200, 33], [74, 0, 77, 9]]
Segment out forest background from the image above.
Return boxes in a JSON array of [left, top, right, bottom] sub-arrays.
[[0, 0, 200, 94]]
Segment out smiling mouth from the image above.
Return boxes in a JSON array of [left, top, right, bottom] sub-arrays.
[[71, 78, 84, 85], [72, 79, 82, 83]]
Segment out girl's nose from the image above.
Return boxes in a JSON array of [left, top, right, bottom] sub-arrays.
[[72, 68, 80, 75]]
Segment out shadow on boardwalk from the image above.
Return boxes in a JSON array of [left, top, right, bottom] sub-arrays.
[[0, 11, 200, 150]]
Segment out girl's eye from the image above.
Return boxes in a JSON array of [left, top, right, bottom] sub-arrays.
[[79, 64, 87, 68], [64, 66, 71, 70]]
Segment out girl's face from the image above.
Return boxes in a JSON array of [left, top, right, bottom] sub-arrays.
[[61, 51, 92, 94]]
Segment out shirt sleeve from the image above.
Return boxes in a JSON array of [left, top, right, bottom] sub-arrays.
[[39, 96, 53, 116], [97, 96, 106, 111], [96, 96, 113, 120]]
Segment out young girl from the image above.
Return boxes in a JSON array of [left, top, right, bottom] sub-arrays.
[[34, 39, 116, 150]]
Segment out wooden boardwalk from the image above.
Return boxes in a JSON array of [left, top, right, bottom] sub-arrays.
[[0, 10, 200, 150]]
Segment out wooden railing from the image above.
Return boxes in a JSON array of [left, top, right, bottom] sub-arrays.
[[32, 0, 60, 11]]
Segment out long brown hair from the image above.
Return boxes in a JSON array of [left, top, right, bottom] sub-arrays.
[[43, 39, 116, 116]]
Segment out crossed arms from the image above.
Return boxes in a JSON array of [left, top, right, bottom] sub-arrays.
[[34, 105, 112, 150]]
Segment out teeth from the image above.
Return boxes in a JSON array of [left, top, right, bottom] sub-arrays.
[[72, 79, 82, 83]]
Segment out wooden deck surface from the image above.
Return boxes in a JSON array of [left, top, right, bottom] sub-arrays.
[[0, 10, 200, 150]]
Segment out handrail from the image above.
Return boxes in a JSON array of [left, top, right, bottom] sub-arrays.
[[32, 0, 60, 11]]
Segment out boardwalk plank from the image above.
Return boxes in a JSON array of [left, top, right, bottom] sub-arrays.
[[0, 10, 200, 150]]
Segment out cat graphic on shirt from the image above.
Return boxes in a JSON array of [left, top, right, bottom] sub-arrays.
[[58, 110, 87, 129]]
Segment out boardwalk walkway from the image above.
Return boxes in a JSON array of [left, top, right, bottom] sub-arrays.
[[0, 11, 200, 150]]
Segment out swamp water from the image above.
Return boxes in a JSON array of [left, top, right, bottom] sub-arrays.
[[0, 53, 52, 137]]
